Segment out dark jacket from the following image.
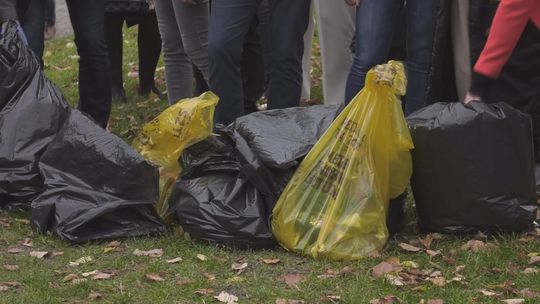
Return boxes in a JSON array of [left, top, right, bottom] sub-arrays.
[[0, 0, 29, 22]]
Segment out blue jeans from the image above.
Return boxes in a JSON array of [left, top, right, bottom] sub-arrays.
[[345, 0, 436, 115], [209, 0, 311, 126]]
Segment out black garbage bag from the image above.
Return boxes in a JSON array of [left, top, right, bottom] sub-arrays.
[[0, 21, 70, 208], [31, 110, 165, 243], [232, 105, 340, 170], [408, 102, 538, 233], [169, 105, 338, 248], [170, 135, 277, 248]]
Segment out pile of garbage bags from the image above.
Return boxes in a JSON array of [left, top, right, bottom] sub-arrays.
[[408, 102, 538, 233], [0, 21, 165, 243], [168, 105, 341, 249]]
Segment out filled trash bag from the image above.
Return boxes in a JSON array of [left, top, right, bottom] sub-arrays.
[[31, 110, 165, 243], [408, 102, 538, 233], [272, 61, 414, 260], [133, 92, 218, 219], [232, 105, 340, 170], [169, 135, 276, 248], [0, 21, 70, 208]]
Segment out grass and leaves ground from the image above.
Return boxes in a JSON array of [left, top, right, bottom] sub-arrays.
[[1, 27, 540, 304]]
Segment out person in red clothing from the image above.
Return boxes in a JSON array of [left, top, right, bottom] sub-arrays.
[[466, 0, 540, 159]]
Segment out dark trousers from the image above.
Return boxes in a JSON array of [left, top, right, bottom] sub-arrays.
[[209, 0, 310, 125], [105, 12, 162, 95], [45, 0, 55, 26], [66, 0, 112, 128], [21, 0, 45, 59]]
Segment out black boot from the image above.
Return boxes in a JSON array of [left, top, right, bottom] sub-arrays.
[[387, 192, 407, 234]]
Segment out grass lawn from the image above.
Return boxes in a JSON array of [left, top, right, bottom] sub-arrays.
[[1, 27, 539, 304]]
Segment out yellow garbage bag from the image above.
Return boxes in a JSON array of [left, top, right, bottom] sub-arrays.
[[271, 61, 413, 260], [133, 91, 218, 219]]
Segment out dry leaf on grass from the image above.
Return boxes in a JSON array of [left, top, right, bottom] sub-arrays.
[[194, 288, 215, 296], [280, 273, 305, 289], [145, 273, 165, 282], [429, 276, 446, 287], [6, 247, 24, 254], [133, 249, 163, 258], [214, 291, 239, 304], [29, 251, 49, 259], [368, 250, 382, 259], [519, 288, 540, 299], [318, 266, 355, 279], [478, 289, 501, 297], [231, 262, 248, 274], [176, 278, 194, 286], [460, 240, 497, 252], [203, 272, 216, 281], [522, 268, 538, 274], [21, 238, 33, 247], [69, 256, 93, 266], [426, 250, 442, 258], [419, 235, 434, 249], [398, 243, 423, 253], [529, 256, 540, 265], [88, 290, 103, 300], [369, 295, 401, 304], [501, 299, 525, 304], [276, 299, 305, 304], [426, 300, 444, 304], [3, 265, 19, 271], [166, 257, 183, 264], [196, 254, 208, 261], [262, 258, 281, 265], [323, 295, 341, 302], [52, 252, 64, 257], [371, 261, 401, 278], [0, 281, 22, 292]]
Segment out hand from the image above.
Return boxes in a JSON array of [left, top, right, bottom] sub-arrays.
[[344, 0, 362, 6], [463, 92, 481, 104]]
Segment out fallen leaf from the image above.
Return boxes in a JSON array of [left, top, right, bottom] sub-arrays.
[[214, 291, 239, 304], [69, 256, 93, 266], [426, 300, 444, 304], [6, 247, 24, 254], [227, 276, 244, 283], [460, 240, 497, 252], [401, 261, 419, 269], [275, 299, 305, 304], [429, 276, 446, 287], [3, 265, 18, 271], [262, 258, 281, 265], [442, 256, 456, 265], [426, 250, 442, 258], [194, 288, 215, 296], [88, 290, 103, 301], [21, 238, 33, 247], [48, 282, 60, 289], [196, 254, 208, 261], [203, 272, 216, 281], [430, 271, 442, 278], [166, 257, 183, 264], [14, 218, 30, 225], [419, 235, 434, 249], [82, 270, 98, 277], [369, 295, 401, 304], [133, 249, 163, 258], [529, 256, 540, 265], [478, 289, 501, 297], [0, 281, 22, 292], [176, 278, 195, 286], [455, 265, 466, 273], [371, 262, 400, 278], [501, 299, 525, 304], [385, 274, 405, 287], [368, 250, 382, 259], [63, 274, 80, 283], [519, 288, 540, 299], [29, 251, 49, 259], [323, 295, 341, 302], [232, 262, 248, 274], [280, 274, 305, 289], [92, 271, 116, 280], [522, 268, 538, 274], [145, 273, 165, 282], [399, 243, 423, 253], [52, 252, 64, 257]]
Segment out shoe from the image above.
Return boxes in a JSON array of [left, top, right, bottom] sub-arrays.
[[386, 193, 407, 234], [111, 86, 127, 103], [44, 25, 56, 40]]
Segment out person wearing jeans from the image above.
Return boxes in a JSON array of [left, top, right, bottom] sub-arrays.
[[345, 0, 436, 115], [154, 0, 209, 104], [209, 0, 311, 126]]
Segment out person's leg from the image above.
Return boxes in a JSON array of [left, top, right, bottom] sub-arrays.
[[172, 1, 210, 83], [193, 65, 209, 96], [21, 0, 45, 60], [451, 0, 471, 102], [345, 0, 401, 104], [403, 0, 436, 115], [208, 0, 259, 125], [66, 0, 112, 128], [257, 0, 271, 92], [104, 13, 126, 102], [45, 0, 55, 25], [137, 11, 162, 96], [154, 0, 193, 104], [301, 4, 315, 101], [241, 15, 265, 115], [266, 0, 311, 110], [314, 0, 355, 105]]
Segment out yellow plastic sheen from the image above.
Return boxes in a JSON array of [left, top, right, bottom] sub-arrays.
[[133, 92, 218, 218], [271, 61, 413, 260]]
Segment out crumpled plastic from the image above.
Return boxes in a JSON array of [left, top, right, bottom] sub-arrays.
[[272, 61, 414, 260]]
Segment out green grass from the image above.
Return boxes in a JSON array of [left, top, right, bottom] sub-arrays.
[[1, 27, 539, 304]]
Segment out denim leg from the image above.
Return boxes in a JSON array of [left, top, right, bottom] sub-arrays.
[[21, 0, 45, 60], [403, 0, 436, 115], [66, 0, 112, 128], [344, 0, 401, 104], [155, 0, 193, 104], [266, 0, 311, 110], [209, 0, 259, 125]]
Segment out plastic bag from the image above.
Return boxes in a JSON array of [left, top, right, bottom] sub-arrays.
[[408, 102, 538, 233], [31, 110, 165, 243], [133, 92, 218, 218], [272, 61, 414, 260], [0, 21, 70, 208]]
